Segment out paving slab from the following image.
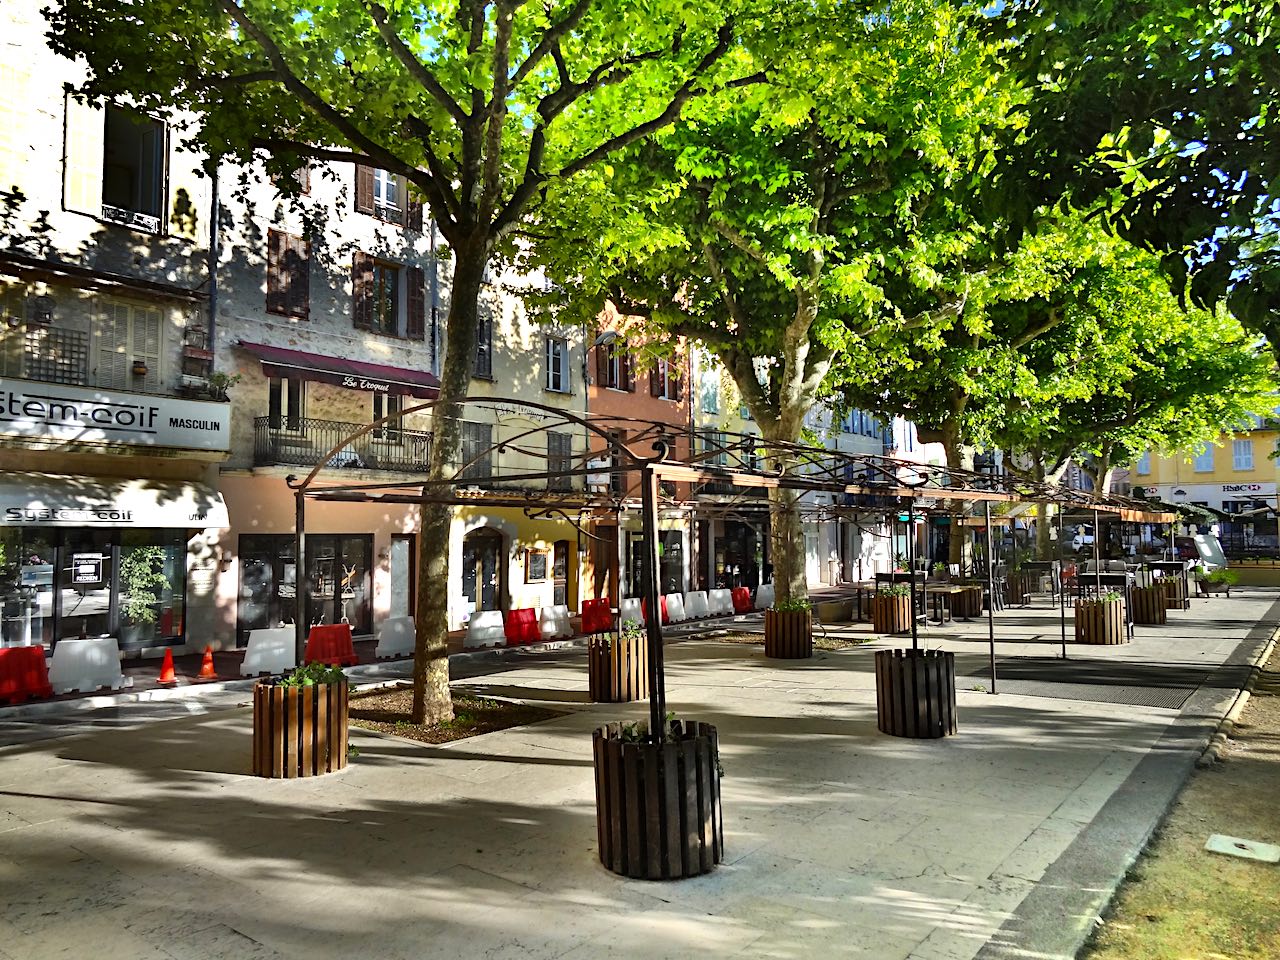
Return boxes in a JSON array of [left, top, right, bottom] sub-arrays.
[[0, 589, 1274, 960]]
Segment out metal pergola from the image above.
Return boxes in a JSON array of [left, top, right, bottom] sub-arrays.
[[285, 398, 1176, 741]]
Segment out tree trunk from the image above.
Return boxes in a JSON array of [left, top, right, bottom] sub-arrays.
[[937, 422, 975, 571], [768, 484, 806, 605], [411, 240, 487, 724]]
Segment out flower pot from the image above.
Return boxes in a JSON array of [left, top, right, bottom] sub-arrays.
[[1195, 579, 1232, 598], [1005, 572, 1037, 606], [1131, 585, 1167, 625], [763, 609, 813, 659], [871, 594, 912, 634], [252, 678, 348, 778], [1074, 599, 1127, 645], [587, 631, 648, 703], [874, 649, 957, 739], [950, 585, 985, 619], [593, 720, 723, 880], [1159, 576, 1186, 610]]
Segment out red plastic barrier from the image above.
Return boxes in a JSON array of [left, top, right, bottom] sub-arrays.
[[731, 587, 753, 613], [641, 596, 670, 625], [304, 624, 358, 667], [0, 646, 54, 704], [504, 608, 540, 645], [581, 597, 613, 634]]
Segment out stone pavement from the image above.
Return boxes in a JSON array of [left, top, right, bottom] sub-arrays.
[[0, 589, 1275, 960]]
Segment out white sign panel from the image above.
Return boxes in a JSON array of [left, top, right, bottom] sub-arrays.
[[0, 474, 229, 528], [0, 378, 231, 451]]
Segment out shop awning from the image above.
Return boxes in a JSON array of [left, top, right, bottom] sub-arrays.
[[238, 341, 440, 399], [0, 474, 229, 528]]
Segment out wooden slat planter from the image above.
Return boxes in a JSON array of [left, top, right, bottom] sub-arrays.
[[1131, 585, 1167, 625], [1005, 573, 1037, 606], [764, 609, 813, 659], [587, 631, 649, 703], [593, 720, 723, 880], [950, 585, 985, 619], [252, 679, 348, 778], [871, 594, 912, 635], [1075, 599, 1127, 645], [874, 649, 957, 739], [1160, 576, 1187, 610]]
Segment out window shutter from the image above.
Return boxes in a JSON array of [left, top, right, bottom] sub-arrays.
[[352, 252, 374, 330], [407, 197, 424, 232], [596, 344, 609, 386], [266, 229, 285, 315], [135, 306, 162, 392], [407, 265, 426, 340], [355, 164, 375, 214], [623, 353, 635, 392], [671, 363, 683, 402], [96, 301, 131, 389], [63, 94, 104, 217], [288, 235, 310, 319], [649, 365, 660, 397]]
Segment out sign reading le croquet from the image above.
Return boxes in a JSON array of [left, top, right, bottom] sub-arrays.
[[0, 377, 231, 451]]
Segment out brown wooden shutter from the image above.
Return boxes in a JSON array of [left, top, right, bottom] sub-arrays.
[[266, 229, 285, 315], [407, 196, 424, 233], [596, 343, 609, 386], [670, 361, 683, 401], [295, 163, 311, 195], [624, 352, 635, 392], [407, 265, 426, 340], [352, 252, 374, 330], [355, 165, 375, 214], [288, 236, 310, 319], [649, 365, 660, 397]]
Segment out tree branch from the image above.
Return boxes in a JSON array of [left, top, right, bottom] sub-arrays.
[[709, 218, 771, 268], [478, 1, 516, 225], [508, 0, 595, 87], [365, 1, 469, 124]]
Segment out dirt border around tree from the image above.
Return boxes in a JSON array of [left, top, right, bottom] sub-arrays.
[[349, 684, 565, 746]]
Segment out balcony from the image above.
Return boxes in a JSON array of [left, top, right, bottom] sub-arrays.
[[254, 416, 432, 473]]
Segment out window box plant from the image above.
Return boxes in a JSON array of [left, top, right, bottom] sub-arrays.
[[252, 662, 349, 778], [764, 596, 813, 659]]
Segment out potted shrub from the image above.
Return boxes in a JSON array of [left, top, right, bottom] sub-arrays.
[[930, 561, 948, 582], [1075, 590, 1128, 645], [588, 618, 649, 702], [252, 662, 349, 778], [872, 583, 913, 634], [764, 596, 813, 659], [119, 546, 169, 645], [593, 714, 722, 880], [1193, 567, 1239, 597]]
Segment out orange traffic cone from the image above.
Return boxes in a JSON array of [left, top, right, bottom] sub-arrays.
[[157, 648, 177, 685], [197, 645, 217, 681]]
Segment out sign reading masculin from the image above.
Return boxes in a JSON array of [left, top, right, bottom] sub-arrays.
[[0, 377, 231, 451]]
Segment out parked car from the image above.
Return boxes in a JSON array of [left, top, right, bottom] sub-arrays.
[[1071, 526, 1095, 552]]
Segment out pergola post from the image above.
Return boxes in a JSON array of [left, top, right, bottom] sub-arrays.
[[1057, 504, 1067, 659], [1093, 507, 1103, 594], [639, 464, 667, 741], [907, 496, 919, 652], [294, 487, 307, 665], [984, 500, 996, 694]]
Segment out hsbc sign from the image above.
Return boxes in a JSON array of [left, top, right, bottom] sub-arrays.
[[1222, 483, 1273, 495]]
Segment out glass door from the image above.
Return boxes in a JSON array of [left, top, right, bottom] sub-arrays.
[[390, 535, 413, 618]]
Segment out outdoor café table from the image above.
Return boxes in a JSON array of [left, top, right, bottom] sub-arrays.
[[0, 645, 54, 704], [923, 584, 966, 624], [304, 623, 358, 667]]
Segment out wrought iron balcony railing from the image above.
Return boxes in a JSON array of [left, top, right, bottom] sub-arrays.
[[254, 416, 433, 473]]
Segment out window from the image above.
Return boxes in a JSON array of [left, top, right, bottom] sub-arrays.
[[268, 377, 306, 431], [547, 430, 573, 490], [1232, 439, 1254, 471], [1135, 450, 1151, 475], [96, 298, 161, 392], [650, 358, 682, 401], [352, 253, 426, 340], [267, 230, 310, 319], [596, 339, 632, 391], [460, 421, 492, 481], [354, 164, 423, 230], [101, 107, 165, 231], [700, 430, 727, 467], [1192, 444, 1214, 473], [545, 336, 569, 392], [473, 310, 493, 379], [608, 430, 626, 494], [373, 393, 403, 443], [700, 374, 719, 414]]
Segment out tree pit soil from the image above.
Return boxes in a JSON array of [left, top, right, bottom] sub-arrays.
[[710, 629, 873, 651], [350, 687, 563, 745]]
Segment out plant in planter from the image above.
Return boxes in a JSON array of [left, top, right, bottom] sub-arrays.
[[119, 546, 169, 643], [892, 552, 908, 572], [765, 596, 813, 658], [1193, 567, 1238, 596], [931, 561, 948, 580], [252, 661, 349, 778], [588, 618, 648, 702], [593, 715, 723, 879], [872, 583, 913, 634], [1075, 590, 1127, 645]]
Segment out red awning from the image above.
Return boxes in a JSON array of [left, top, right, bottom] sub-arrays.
[[237, 341, 440, 399]]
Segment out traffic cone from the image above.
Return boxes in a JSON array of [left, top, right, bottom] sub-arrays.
[[197, 645, 217, 681], [157, 648, 177, 685]]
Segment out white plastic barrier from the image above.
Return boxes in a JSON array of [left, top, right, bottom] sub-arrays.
[[664, 593, 687, 623], [48, 637, 132, 694], [374, 616, 416, 660], [684, 591, 710, 619], [241, 627, 297, 676], [754, 583, 776, 610], [539, 605, 573, 640], [709, 589, 734, 616], [464, 610, 508, 648], [618, 598, 645, 628]]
